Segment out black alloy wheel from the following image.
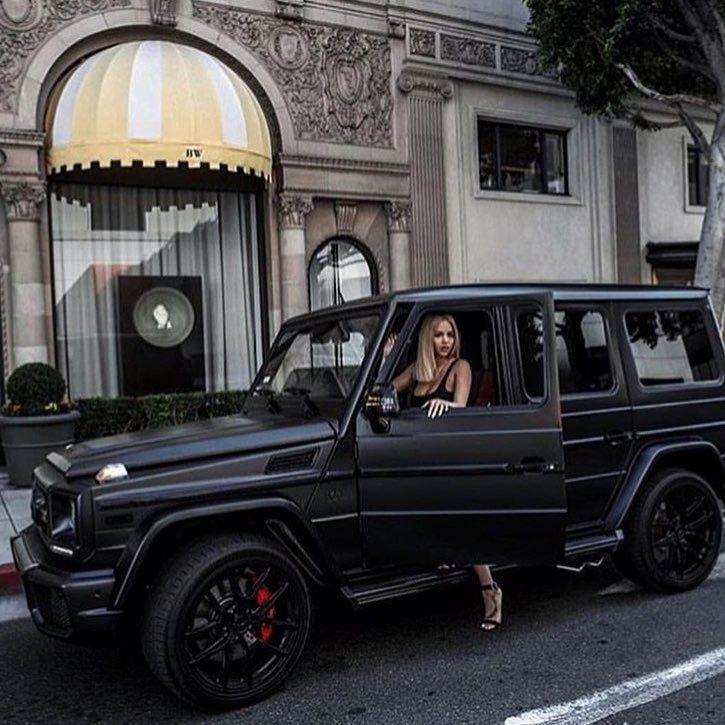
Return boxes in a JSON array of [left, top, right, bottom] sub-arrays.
[[142, 533, 312, 710], [617, 468, 722, 592]]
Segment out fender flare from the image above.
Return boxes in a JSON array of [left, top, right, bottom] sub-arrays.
[[111, 496, 335, 608], [605, 439, 725, 531]]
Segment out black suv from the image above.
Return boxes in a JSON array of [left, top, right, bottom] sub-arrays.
[[12, 284, 725, 709]]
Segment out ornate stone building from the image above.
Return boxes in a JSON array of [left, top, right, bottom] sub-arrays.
[[0, 0, 708, 398]]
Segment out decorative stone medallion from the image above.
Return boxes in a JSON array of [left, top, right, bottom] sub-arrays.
[[268, 25, 309, 70], [0, 0, 43, 30]]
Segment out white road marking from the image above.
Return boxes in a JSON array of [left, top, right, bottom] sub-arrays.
[[505, 646, 725, 725], [0, 594, 29, 624]]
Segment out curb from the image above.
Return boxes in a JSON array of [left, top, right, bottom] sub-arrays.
[[0, 562, 20, 595]]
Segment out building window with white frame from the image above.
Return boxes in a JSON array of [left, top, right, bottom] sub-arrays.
[[687, 145, 709, 207], [478, 119, 569, 195]]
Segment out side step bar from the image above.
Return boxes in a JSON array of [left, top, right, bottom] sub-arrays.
[[563, 530, 623, 562], [342, 568, 471, 609]]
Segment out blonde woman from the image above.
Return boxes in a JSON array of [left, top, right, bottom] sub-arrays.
[[392, 313, 503, 630]]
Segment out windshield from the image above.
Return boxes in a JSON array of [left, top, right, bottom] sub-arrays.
[[249, 309, 383, 415]]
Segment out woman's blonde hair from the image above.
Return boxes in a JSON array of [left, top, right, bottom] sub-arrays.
[[414, 314, 460, 382]]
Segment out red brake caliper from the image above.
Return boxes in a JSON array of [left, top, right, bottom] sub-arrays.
[[255, 585, 275, 642]]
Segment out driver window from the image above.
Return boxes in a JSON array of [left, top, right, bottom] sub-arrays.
[[390, 310, 503, 410]]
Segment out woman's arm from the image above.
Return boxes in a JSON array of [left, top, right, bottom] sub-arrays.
[[391, 363, 414, 393], [422, 359, 472, 418]]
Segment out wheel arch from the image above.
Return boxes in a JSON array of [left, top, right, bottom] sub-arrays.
[[607, 440, 725, 531], [112, 497, 338, 609]]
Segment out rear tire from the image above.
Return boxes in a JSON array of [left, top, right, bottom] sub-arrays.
[[141, 532, 312, 710], [616, 468, 722, 592]]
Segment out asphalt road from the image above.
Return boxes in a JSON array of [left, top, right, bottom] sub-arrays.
[[2, 551, 725, 725]]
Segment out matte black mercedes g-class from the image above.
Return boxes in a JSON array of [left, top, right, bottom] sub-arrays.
[[12, 284, 725, 709]]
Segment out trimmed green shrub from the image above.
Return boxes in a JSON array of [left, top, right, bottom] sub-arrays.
[[75, 390, 247, 440], [4, 363, 69, 416]]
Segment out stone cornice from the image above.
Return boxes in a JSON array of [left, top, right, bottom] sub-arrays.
[[279, 153, 410, 176], [0, 128, 45, 147]]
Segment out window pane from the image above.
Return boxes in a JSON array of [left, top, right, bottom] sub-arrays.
[[625, 310, 718, 386], [309, 240, 374, 310], [499, 126, 542, 193], [555, 310, 613, 394], [544, 132, 566, 195], [516, 310, 545, 400], [478, 121, 497, 190], [688, 146, 710, 206]]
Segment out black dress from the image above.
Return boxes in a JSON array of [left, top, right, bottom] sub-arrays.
[[409, 359, 457, 408]]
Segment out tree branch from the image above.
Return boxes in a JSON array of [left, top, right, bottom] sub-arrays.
[[674, 103, 711, 154], [617, 63, 721, 113], [651, 17, 697, 45], [652, 33, 716, 82], [698, 0, 725, 48]]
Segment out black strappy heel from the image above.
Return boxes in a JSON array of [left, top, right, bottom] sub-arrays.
[[480, 581, 502, 631]]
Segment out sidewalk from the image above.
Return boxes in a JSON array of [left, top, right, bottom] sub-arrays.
[[0, 471, 30, 593]]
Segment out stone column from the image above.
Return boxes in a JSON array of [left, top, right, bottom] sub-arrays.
[[1, 181, 49, 368], [385, 201, 412, 291], [398, 72, 453, 287], [277, 194, 313, 321]]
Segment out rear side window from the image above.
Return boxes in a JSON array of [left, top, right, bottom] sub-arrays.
[[555, 310, 613, 395], [625, 309, 719, 386]]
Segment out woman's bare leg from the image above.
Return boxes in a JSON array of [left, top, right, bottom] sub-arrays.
[[473, 564, 502, 629]]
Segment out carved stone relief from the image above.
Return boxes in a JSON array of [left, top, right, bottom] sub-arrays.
[[440, 34, 495, 68], [500, 46, 558, 80], [0, 180, 46, 220], [150, 0, 177, 26], [0, 0, 131, 113], [193, 1, 393, 147], [409, 27, 435, 57], [277, 194, 313, 230]]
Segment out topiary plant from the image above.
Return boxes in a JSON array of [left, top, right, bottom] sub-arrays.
[[4, 362, 70, 416]]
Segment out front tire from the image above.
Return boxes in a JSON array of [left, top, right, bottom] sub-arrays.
[[141, 533, 312, 710], [616, 468, 722, 592]]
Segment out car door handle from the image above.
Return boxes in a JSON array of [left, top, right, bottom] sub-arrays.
[[604, 430, 634, 446], [510, 457, 550, 474]]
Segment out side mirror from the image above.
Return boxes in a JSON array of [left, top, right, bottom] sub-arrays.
[[364, 384, 400, 419]]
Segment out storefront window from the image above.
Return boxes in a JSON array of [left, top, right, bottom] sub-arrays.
[[50, 183, 263, 398], [308, 239, 376, 311]]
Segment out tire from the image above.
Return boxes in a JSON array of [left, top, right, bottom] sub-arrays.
[[141, 532, 312, 710], [616, 467, 722, 593]]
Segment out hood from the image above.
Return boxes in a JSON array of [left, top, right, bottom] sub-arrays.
[[48, 414, 336, 480]]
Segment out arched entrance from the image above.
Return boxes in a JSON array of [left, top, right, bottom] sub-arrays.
[[44, 40, 272, 398]]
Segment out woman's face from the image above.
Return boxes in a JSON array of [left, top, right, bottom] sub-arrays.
[[432, 319, 455, 359]]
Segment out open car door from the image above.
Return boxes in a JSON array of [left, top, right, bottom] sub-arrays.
[[356, 290, 566, 567]]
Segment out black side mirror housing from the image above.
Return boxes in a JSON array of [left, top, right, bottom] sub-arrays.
[[364, 384, 400, 419]]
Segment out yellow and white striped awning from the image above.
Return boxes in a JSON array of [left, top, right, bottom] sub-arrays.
[[45, 40, 272, 179]]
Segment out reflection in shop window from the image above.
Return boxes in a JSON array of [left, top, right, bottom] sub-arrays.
[[309, 239, 377, 311]]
